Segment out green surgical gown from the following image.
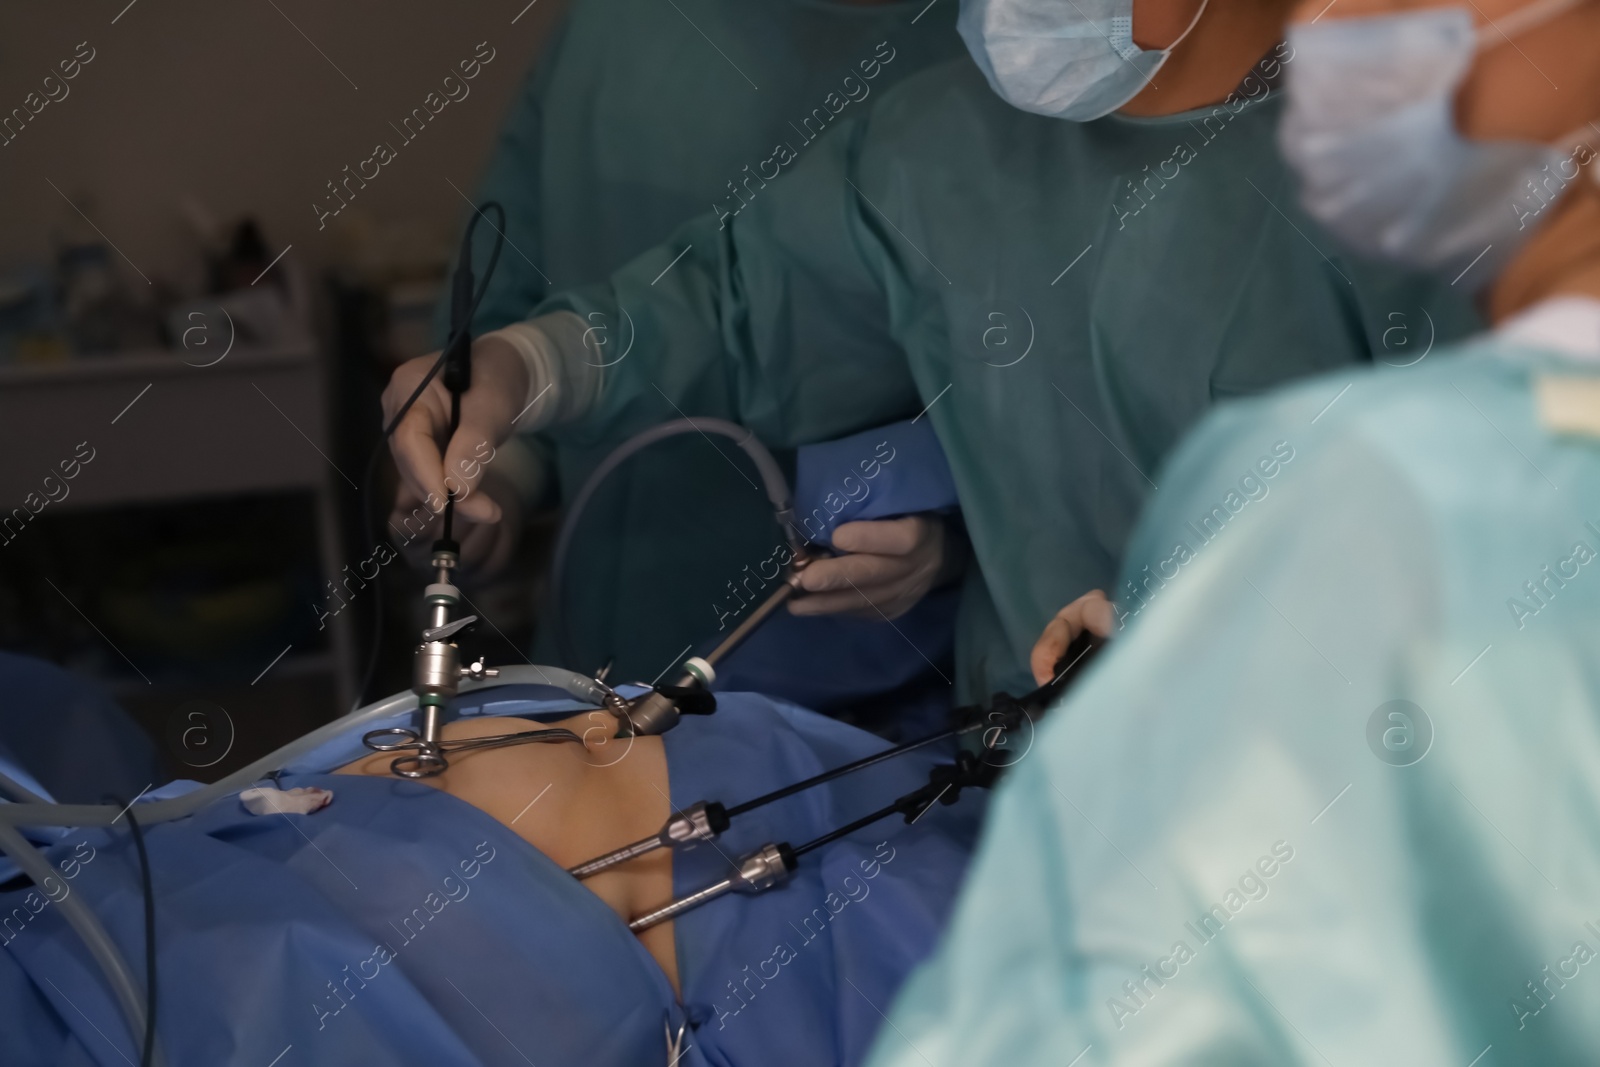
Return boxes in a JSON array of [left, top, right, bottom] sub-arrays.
[[536, 58, 1480, 700], [447, 0, 966, 679], [867, 333, 1600, 1064]]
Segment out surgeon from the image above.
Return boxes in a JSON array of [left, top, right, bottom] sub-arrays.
[[384, 0, 1479, 708], [409, 0, 968, 694], [868, 0, 1600, 1060]]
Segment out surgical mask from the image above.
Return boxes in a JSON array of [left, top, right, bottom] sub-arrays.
[[1280, 0, 1600, 284], [958, 0, 1208, 121]]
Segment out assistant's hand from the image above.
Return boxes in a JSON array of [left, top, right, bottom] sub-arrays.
[[1030, 589, 1116, 685], [389, 467, 525, 578], [381, 334, 528, 526], [790, 515, 957, 620]]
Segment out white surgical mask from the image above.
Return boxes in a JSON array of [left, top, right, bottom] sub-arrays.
[[1280, 0, 1599, 285], [959, 0, 1208, 121]]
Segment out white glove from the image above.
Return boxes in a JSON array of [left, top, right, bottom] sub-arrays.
[[1030, 589, 1116, 685], [389, 464, 528, 577], [380, 310, 598, 527], [790, 515, 962, 620]]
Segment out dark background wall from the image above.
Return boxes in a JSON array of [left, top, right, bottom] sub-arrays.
[[0, 1, 567, 782], [0, 0, 561, 286]]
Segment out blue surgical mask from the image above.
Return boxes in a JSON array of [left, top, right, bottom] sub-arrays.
[[958, 0, 1208, 121], [1280, 1, 1599, 285]]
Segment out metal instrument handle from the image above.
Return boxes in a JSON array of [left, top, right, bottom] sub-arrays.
[[391, 749, 449, 779], [362, 727, 421, 752]]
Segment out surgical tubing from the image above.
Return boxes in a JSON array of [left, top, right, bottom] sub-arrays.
[[0, 666, 603, 832], [0, 769, 49, 804], [550, 417, 796, 670], [0, 821, 167, 1067]]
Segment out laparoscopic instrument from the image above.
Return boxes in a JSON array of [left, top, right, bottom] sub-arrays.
[[587, 630, 1107, 932], [359, 409, 811, 775], [355, 196, 820, 775]]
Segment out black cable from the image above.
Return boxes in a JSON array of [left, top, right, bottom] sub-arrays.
[[790, 756, 983, 860], [440, 391, 462, 548], [723, 723, 963, 818], [548, 417, 797, 673], [693, 631, 1106, 827], [354, 202, 506, 707], [105, 795, 157, 1067], [731, 632, 1105, 818], [790, 796, 906, 860]]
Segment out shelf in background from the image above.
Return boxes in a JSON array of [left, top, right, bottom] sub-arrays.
[[0, 340, 316, 387]]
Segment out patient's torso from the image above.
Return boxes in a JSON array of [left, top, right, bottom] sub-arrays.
[[336, 714, 678, 990]]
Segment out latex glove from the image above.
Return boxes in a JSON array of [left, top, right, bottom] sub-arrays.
[[790, 515, 957, 620], [389, 466, 525, 578], [1030, 589, 1116, 685], [382, 333, 528, 527]]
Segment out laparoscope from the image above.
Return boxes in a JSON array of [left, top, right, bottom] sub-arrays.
[[358, 210, 575, 777], [362, 412, 820, 773]]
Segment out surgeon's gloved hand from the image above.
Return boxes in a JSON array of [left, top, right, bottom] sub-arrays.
[[383, 333, 527, 526], [790, 514, 965, 620], [1030, 589, 1116, 685], [390, 466, 527, 577], [381, 312, 600, 527]]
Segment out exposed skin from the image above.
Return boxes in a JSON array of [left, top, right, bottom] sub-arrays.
[[336, 714, 680, 993], [1492, 174, 1600, 322], [1282, 0, 1600, 322], [1029, 589, 1118, 685], [1124, 0, 1299, 115]]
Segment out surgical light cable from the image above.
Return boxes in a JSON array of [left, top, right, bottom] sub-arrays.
[[548, 416, 804, 675], [354, 201, 507, 709]]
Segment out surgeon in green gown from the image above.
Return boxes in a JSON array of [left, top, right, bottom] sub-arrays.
[[427, 0, 967, 682], [868, 0, 1600, 1061], [389, 0, 1479, 705]]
